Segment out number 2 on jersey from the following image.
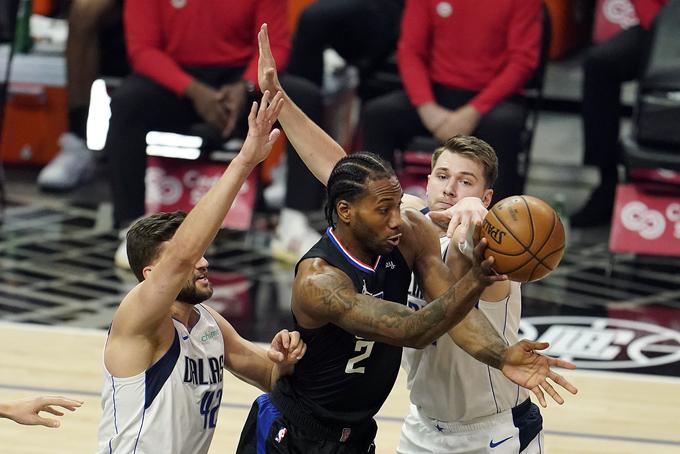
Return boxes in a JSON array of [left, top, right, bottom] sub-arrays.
[[345, 339, 375, 374]]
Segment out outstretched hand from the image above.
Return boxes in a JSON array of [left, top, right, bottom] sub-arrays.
[[240, 90, 284, 166], [428, 197, 488, 239], [258, 24, 282, 94], [1, 396, 83, 428], [501, 339, 578, 407]]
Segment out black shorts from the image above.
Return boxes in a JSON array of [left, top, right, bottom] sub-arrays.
[[236, 394, 377, 454]]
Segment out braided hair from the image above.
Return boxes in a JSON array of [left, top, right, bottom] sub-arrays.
[[324, 152, 396, 227]]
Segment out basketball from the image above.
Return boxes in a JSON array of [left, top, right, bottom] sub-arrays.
[[481, 195, 565, 282]]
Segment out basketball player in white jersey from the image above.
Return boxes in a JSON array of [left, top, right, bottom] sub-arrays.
[[97, 91, 307, 454], [397, 135, 570, 453]]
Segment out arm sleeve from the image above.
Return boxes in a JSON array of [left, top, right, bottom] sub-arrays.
[[243, 0, 291, 87], [124, 0, 194, 96], [469, 0, 542, 114], [397, 0, 435, 107]]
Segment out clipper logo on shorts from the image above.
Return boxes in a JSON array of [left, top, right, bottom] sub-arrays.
[[275, 427, 287, 443], [339, 428, 351, 442], [171, 0, 187, 8]]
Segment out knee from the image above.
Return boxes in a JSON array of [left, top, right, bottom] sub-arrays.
[[69, 0, 116, 33]]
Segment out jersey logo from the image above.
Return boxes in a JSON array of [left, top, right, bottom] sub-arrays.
[[275, 427, 288, 443], [201, 328, 219, 343], [361, 280, 383, 299], [489, 435, 513, 448], [171, 0, 187, 8], [385, 260, 396, 269]]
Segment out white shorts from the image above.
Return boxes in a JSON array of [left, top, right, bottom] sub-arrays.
[[397, 401, 544, 454]]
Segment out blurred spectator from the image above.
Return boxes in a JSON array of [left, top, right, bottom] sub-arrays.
[[37, 0, 125, 191], [105, 0, 288, 240], [573, 0, 668, 227], [361, 0, 541, 203], [271, 0, 404, 263]]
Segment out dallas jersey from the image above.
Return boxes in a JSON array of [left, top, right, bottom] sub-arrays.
[[276, 227, 412, 424], [98, 304, 225, 454], [403, 234, 529, 422]]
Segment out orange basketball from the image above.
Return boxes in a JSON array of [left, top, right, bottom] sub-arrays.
[[481, 195, 565, 282]]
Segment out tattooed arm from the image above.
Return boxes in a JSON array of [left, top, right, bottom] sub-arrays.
[[292, 214, 505, 348]]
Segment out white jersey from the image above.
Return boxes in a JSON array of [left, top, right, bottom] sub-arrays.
[[403, 235, 529, 422], [98, 304, 225, 454]]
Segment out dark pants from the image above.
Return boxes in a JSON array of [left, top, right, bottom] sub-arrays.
[[361, 86, 527, 203], [106, 70, 323, 227], [582, 25, 649, 180], [286, 0, 402, 89]]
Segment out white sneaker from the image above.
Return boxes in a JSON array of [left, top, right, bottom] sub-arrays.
[[263, 155, 287, 210], [271, 208, 321, 264], [38, 132, 95, 191], [114, 227, 131, 271]]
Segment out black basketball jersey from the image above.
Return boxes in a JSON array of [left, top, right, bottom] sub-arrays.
[[277, 227, 412, 424]]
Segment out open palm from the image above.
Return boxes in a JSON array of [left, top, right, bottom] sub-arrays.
[[242, 90, 284, 165], [501, 339, 578, 407]]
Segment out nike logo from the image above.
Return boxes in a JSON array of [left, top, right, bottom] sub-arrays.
[[182, 335, 189, 340], [489, 436, 513, 448]]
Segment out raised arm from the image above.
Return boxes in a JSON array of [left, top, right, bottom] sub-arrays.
[[258, 23, 345, 185], [106, 92, 284, 376]]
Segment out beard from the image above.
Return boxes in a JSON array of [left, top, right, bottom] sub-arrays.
[[176, 281, 213, 305]]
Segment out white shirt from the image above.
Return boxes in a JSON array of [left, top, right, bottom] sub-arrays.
[[403, 235, 529, 422], [98, 304, 225, 453]]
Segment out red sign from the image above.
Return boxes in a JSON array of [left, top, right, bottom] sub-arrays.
[[609, 183, 680, 256], [593, 0, 639, 43], [145, 156, 257, 231]]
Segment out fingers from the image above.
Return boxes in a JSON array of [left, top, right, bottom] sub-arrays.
[[530, 386, 546, 408], [549, 357, 577, 370], [278, 329, 290, 349], [41, 406, 65, 416], [540, 379, 563, 405], [258, 23, 271, 56], [33, 415, 61, 428], [39, 396, 84, 410], [267, 348, 285, 363], [287, 330, 299, 351], [522, 340, 550, 352], [549, 371, 578, 395]]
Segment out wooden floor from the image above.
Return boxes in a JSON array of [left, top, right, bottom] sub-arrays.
[[1, 322, 679, 454]]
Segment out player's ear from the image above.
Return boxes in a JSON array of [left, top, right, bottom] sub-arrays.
[[142, 265, 154, 280], [336, 199, 351, 225], [482, 188, 493, 208]]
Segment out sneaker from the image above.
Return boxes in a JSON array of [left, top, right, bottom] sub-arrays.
[[37, 132, 95, 191], [271, 208, 321, 264]]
